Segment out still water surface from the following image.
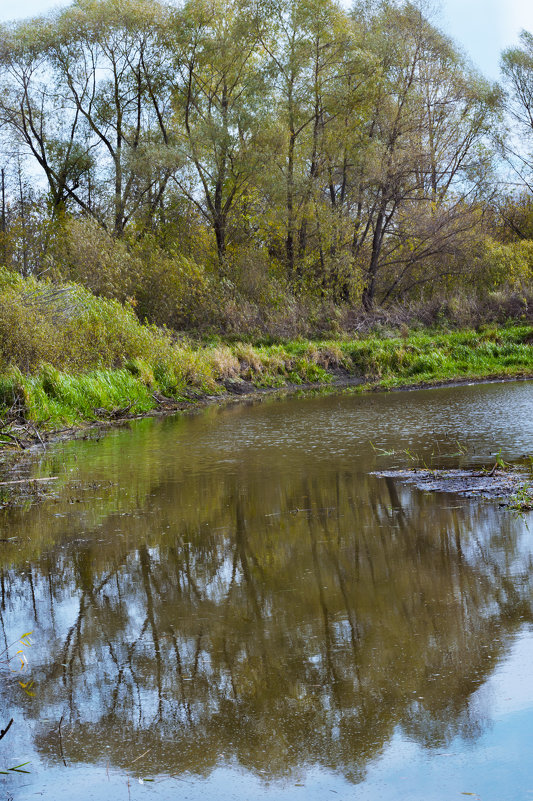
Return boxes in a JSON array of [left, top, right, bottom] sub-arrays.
[[1, 381, 533, 800]]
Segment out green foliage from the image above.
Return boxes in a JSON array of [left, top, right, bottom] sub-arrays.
[[350, 327, 533, 387], [51, 218, 135, 301], [24, 367, 155, 425], [131, 245, 218, 330], [476, 239, 533, 290], [0, 271, 195, 375], [509, 482, 533, 512], [0, 0, 509, 318], [52, 220, 219, 329], [0, 264, 531, 428]]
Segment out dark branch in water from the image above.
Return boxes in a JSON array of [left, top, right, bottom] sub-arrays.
[[0, 718, 13, 742], [58, 715, 67, 767]]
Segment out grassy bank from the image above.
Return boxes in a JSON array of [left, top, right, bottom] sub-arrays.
[[1, 328, 533, 433], [0, 269, 532, 436]]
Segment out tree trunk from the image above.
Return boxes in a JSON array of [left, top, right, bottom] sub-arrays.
[[214, 216, 226, 264], [362, 210, 384, 311], [286, 132, 296, 276]]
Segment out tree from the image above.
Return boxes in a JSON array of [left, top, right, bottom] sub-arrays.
[[49, 0, 178, 235], [501, 30, 533, 238], [258, 0, 371, 284], [170, 0, 273, 265], [0, 0, 506, 316], [0, 16, 92, 216], [346, 1, 499, 309]]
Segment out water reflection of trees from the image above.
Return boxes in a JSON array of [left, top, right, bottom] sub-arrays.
[[1, 463, 532, 784]]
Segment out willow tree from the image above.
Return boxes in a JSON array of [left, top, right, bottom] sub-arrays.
[[57, 0, 175, 234], [0, 16, 93, 216], [257, 0, 371, 282], [348, 1, 499, 309], [7, 0, 175, 235], [169, 0, 274, 265], [501, 31, 533, 207], [0, 0, 502, 314]]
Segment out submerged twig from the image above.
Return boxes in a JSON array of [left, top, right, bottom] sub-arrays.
[[0, 718, 13, 742], [129, 748, 152, 765], [58, 715, 67, 767], [0, 477, 58, 487]]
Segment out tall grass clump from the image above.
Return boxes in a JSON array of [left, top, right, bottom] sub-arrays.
[[342, 327, 533, 387], [21, 367, 155, 426]]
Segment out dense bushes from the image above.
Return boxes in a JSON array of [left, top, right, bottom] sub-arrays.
[[2, 207, 533, 341], [0, 270, 165, 373], [0, 265, 531, 428]]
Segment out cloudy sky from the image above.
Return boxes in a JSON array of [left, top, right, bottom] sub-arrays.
[[1, 0, 533, 80]]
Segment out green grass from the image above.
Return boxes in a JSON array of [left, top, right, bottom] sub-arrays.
[[0, 268, 532, 430], [0, 326, 531, 430], [353, 327, 533, 389]]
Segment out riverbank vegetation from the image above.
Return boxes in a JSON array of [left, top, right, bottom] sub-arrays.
[[0, 0, 533, 433], [0, 264, 531, 433]]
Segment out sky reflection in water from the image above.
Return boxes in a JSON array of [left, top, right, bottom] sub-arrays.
[[1, 380, 533, 800]]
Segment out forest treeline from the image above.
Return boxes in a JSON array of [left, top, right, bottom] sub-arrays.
[[1, 0, 533, 336]]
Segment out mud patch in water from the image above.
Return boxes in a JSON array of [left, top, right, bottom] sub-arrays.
[[372, 467, 532, 508]]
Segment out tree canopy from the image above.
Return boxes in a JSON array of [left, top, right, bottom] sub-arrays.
[[0, 0, 528, 328]]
